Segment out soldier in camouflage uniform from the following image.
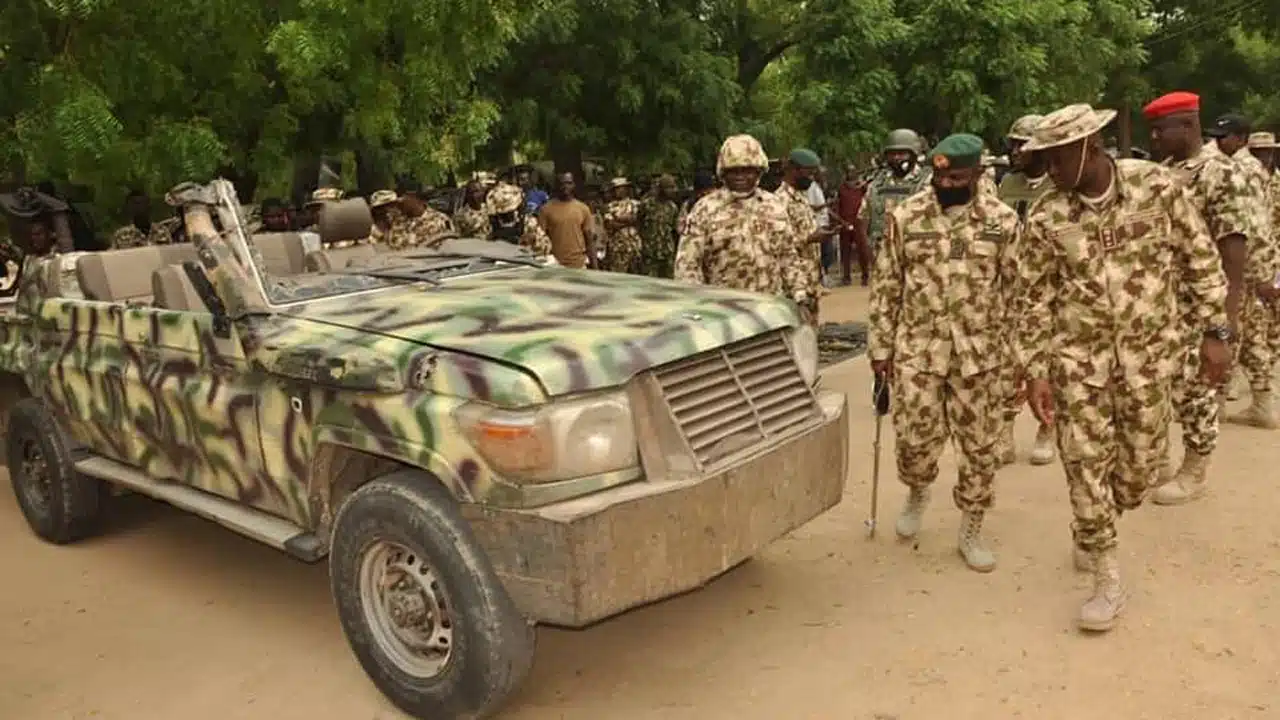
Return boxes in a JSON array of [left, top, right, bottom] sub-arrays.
[[392, 182, 455, 250], [453, 179, 491, 238], [995, 113, 1057, 468], [777, 149, 827, 325], [1142, 92, 1258, 507], [111, 189, 179, 249], [636, 174, 681, 279], [858, 129, 932, 258], [1017, 103, 1229, 632], [1230, 131, 1280, 428], [869, 134, 1019, 574], [675, 134, 811, 313], [485, 182, 552, 256], [367, 190, 400, 246], [602, 178, 642, 273]]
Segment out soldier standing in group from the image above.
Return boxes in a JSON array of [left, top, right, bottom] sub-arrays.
[[1230, 131, 1280, 428], [393, 180, 455, 249], [868, 133, 1019, 574], [1142, 92, 1257, 506], [675, 134, 810, 312], [858, 129, 932, 261], [636, 174, 681, 279], [1016, 103, 1229, 632], [453, 178, 491, 238], [778, 148, 829, 325], [602, 177, 642, 273], [367, 190, 400, 246], [484, 182, 552, 256], [112, 189, 179, 248], [995, 114, 1057, 468]]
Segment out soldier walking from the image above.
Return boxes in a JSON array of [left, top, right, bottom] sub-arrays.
[[868, 133, 1020, 574], [778, 148, 830, 325], [1016, 103, 1229, 631], [858, 129, 932, 261], [674, 134, 810, 311], [1142, 92, 1257, 506], [995, 114, 1057, 467]]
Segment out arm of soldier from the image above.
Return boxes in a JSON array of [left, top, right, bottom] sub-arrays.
[[867, 208, 905, 372], [780, 215, 812, 303], [1168, 181, 1230, 331], [1012, 213, 1059, 382], [521, 218, 553, 257], [1202, 163, 1254, 326], [672, 207, 708, 285]]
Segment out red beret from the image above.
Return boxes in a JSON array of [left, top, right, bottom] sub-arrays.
[[1142, 91, 1200, 120]]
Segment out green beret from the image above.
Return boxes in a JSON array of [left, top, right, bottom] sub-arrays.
[[788, 148, 822, 168], [928, 133, 984, 170]]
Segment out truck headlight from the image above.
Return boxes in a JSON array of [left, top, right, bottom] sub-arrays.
[[790, 324, 819, 386], [453, 390, 640, 484]]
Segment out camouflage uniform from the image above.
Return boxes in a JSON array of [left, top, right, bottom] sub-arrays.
[[1157, 139, 1261, 493], [1234, 133, 1280, 426], [453, 204, 489, 238], [777, 181, 821, 323], [603, 179, 642, 273], [675, 135, 810, 308], [637, 196, 681, 279], [484, 182, 552, 256], [1018, 104, 1229, 631], [111, 217, 178, 249], [360, 190, 399, 248], [390, 208, 455, 250], [857, 157, 932, 257], [869, 133, 1019, 573]]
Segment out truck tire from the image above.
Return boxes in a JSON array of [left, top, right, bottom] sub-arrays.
[[6, 397, 105, 544], [329, 470, 535, 719]]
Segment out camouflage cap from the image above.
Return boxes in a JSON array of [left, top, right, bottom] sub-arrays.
[[1007, 114, 1044, 142], [1247, 131, 1278, 149], [471, 171, 497, 187], [608, 177, 631, 189], [485, 182, 524, 215], [307, 187, 344, 207], [1020, 104, 1118, 152], [716, 134, 769, 175], [369, 190, 398, 208]]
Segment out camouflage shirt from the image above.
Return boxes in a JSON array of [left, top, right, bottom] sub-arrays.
[[493, 216, 552, 257], [1015, 159, 1228, 387], [637, 198, 680, 279], [857, 164, 933, 244], [603, 198, 642, 273], [868, 187, 1020, 377], [674, 188, 809, 301], [1233, 147, 1273, 249], [776, 182, 820, 292], [388, 208, 455, 250], [111, 218, 179, 249], [453, 204, 489, 238], [1165, 143, 1268, 286]]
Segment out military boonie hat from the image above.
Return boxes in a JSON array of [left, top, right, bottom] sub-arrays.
[[306, 187, 344, 207], [471, 171, 497, 187], [1021, 103, 1118, 152], [485, 182, 525, 216], [369, 190, 398, 208], [1007, 114, 1044, 142], [608, 177, 631, 189], [1247, 131, 1278, 149]]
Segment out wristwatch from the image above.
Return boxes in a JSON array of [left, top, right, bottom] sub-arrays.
[[1204, 325, 1235, 342]]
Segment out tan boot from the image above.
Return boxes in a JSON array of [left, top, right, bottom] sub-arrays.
[[895, 487, 931, 539], [1077, 549, 1126, 632], [1029, 425, 1055, 465], [1152, 451, 1209, 505], [1073, 547, 1094, 572], [957, 511, 997, 572], [996, 422, 1016, 467], [1225, 390, 1278, 429]]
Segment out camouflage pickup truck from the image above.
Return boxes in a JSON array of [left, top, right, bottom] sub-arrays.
[[0, 180, 849, 718]]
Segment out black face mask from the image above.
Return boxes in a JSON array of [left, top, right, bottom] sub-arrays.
[[795, 176, 814, 191], [891, 160, 913, 177], [933, 184, 972, 209]]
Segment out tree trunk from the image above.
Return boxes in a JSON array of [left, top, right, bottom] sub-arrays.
[[549, 135, 585, 188]]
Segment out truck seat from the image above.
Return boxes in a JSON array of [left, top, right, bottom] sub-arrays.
[[76, 244, 197, 303]]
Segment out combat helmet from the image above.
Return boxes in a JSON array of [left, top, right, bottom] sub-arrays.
[[485, 182, 525, 216], [883, 129, 922, 153], [715, 134, 769, 176], [1007, 114, 1044, 142]]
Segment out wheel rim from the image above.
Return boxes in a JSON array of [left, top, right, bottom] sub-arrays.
[[358, 539, 455, 678], [17, 438, 51, 516]]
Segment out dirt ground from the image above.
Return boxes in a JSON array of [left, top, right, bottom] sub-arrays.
[[3, 285, 1279, 720]]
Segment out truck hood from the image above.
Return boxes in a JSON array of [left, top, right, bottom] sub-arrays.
[[282, 267, 800, 396]]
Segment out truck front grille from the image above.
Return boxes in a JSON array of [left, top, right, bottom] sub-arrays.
[[652, 330, 820, 468]]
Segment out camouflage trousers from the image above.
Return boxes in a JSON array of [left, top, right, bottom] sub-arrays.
[[1173, 336, 1220, 456], [892, 367, 1001, 512], [1242, 293, 1279, 391], [1055, 375, 1173, 552], [605, 229, 642, 273]]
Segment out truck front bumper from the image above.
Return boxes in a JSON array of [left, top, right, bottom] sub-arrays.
[[462, 389, 849, 628]]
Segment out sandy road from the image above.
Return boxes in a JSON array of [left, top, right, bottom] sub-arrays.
[[3, 286, 1279, 720]]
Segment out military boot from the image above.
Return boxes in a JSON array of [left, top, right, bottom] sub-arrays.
[[995, 422, 1016, 467], [895, 486, 931, 539], [957, 511, 996, 572], [1077, 549, 1125, 632], [1225, 390, 1278, 429], [1152, 451, 1210, 505], [1029, 424, 1055, 465]]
